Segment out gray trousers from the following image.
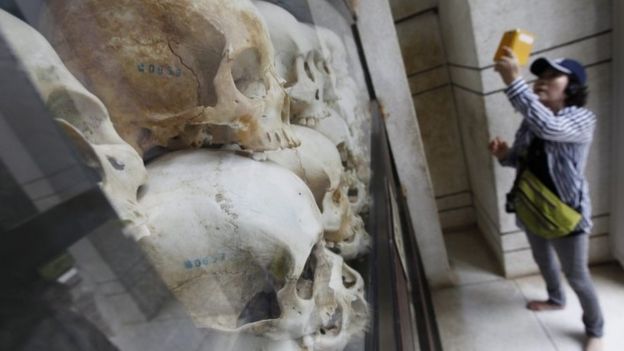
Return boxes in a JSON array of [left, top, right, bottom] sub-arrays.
[[526, 231, 604, 337]]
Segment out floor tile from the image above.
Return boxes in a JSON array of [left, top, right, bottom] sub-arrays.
[[432, 280, 556, 351], [439, 227, 624, 351], [515, 263, 624, 351], [443, 228, 504, 286]]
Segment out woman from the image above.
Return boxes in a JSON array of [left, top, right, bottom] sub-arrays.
[[489, 47, 604, 351]]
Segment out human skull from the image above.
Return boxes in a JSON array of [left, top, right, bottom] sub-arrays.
[[314, 26, 372, 201], [320, 181, 370, 260], [301, 243, 369, 350], [288, 52, 334, 124], [0, 9, 148, 239], [313, 26, 350, 82], [254, 2, 366, 179], [342, 169, 369, 215], [302, 110, 370, 215], [255, 1, 332, 126], [39, 0, 298, 155], [299, 25, 341, 105], [310, 40, 367, 152], [266, 125, 342, 206], [252, 1, 312, 86], [266, 126, 370, 259], [137, 150, 368, 349]]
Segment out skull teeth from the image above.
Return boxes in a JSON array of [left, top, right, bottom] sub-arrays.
[[278, 127, 300, 148], [259, 128, 299, 150], [281, 129, 290, 147]]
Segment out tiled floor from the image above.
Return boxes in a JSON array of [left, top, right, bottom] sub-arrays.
[[433, 228, 624, 351]]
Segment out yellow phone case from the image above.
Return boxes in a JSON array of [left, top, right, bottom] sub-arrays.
[[493, 29, 535, 66]]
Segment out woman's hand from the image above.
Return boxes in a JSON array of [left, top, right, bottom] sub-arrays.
[[494, 46, 520, 85], [488, 137, 509, 161]]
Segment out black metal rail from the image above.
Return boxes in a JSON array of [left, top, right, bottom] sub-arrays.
[[366, 100, 443, 351]]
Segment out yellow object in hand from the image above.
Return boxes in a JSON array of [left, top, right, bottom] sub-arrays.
[[493, 29, 535, 66]]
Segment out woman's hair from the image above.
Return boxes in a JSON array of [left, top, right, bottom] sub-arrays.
[[565, 76, 588, 107]]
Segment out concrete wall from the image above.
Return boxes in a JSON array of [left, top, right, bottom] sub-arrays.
[[392, 0, 475, 231], [611, 0, 624, 267], [437, 0, 613, 276]]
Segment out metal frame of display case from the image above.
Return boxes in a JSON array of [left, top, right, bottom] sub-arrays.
[[345, 2, 443, 348], [365, 100, 443, 351], [611, 0, 624, 268]]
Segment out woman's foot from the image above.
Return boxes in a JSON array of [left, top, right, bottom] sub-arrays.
[[584, 336, 603, 351], [526, 300, 565, 311]]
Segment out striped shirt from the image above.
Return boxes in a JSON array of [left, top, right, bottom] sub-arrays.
[[500, 78, 596, 233]]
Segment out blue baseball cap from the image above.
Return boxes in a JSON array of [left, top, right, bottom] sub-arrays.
[[530, 57, 587, 85]]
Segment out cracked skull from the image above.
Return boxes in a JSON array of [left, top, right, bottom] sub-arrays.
[[40, 0, 298, 155], [137, 149, 368, 349]]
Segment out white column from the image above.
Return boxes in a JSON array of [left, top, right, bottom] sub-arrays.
[[357, 0, 453, 286], [611, 0, 624, 267]]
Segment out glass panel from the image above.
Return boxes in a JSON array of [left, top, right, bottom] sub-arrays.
[[0, 1, 381, 350]]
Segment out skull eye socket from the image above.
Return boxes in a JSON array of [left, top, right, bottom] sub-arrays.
[[237, 250, 291, 327], [232, 48, 269, 100], [237, 290, 281, 327]]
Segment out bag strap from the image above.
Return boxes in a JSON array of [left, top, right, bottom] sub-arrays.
[[509, 141, 532, 196], [506, 138, 540, 213]]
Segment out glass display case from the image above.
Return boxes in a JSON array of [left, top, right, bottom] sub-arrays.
[[0, 1, 440, 350]]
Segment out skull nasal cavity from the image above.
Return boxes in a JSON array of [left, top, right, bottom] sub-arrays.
[[296, 253, 317, 300], [232, 48, 269, 100]]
